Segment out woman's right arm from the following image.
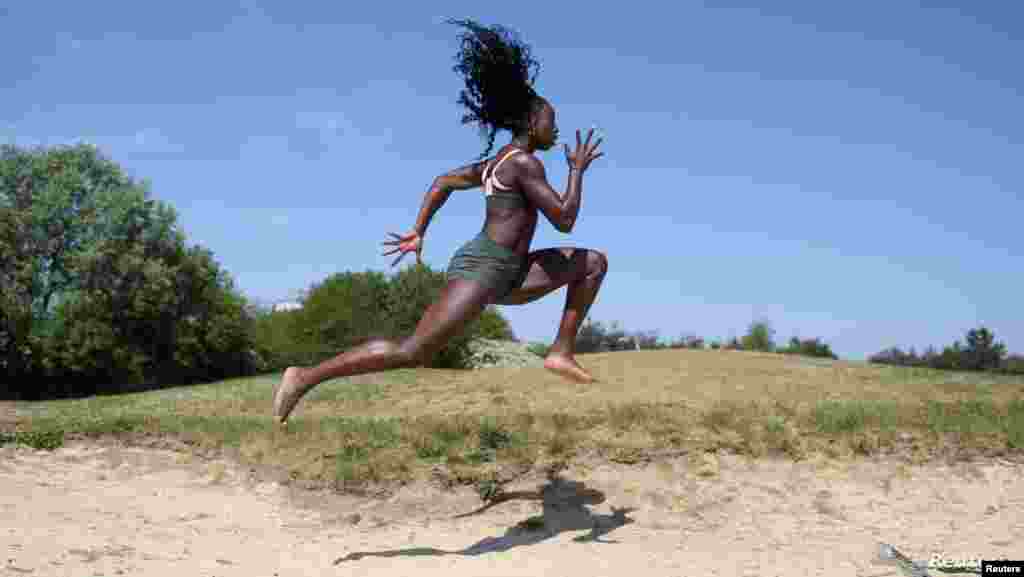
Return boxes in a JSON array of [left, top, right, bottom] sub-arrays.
[[518, 157, 581, 234], [518, 129, 603, 234]]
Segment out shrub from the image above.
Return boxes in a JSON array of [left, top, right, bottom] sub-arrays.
[[2, 143, 260, 398], [779, 336, 838, 360], [741, 320, 775, 352]]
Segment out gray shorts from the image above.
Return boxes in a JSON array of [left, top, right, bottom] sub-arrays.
[[446, 231, 529, 301]]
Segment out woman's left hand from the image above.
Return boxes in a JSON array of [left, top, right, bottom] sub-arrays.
[[381, 230, 423, 267]]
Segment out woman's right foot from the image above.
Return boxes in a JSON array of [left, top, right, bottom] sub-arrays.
[[543, 353, 596, 384]]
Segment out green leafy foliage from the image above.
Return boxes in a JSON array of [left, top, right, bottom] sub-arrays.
[[249, 262, 516, 372], [1, 143, 260, 398], [777, 336, 838, 359], [386, 263, 514, 369]]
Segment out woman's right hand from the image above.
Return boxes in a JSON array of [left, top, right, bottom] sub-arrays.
[[564, 128, 604, 172]]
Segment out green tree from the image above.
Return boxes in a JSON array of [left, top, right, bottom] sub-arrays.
[[249, 264, 517, 373], [48, 218, 259, 393], [962, 326, 1006, 371], [1, 143, 175, 334], [0, 202, 35, 379], [379, 262, 514, 368], [778, 336, 838, 360], [2, 143, 260, 398], [741, 320, 775, 352], [301, 270, 394, 347]]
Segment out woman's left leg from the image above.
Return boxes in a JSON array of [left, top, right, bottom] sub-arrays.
[[273, 277, 497, 423]]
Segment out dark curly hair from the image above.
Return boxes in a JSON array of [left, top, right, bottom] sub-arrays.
[[447, 18, 543, 159]]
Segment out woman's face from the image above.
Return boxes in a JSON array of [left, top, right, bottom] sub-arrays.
[[531, 99, 558, 151]]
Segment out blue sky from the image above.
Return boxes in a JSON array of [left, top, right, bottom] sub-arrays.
[[5, 1, 1021, 360]]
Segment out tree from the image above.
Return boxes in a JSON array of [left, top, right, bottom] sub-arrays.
[[46, 215, 259, 394], [0, 202, 35, 379], [575, 318, 607, 354], [939, 341, 963, 371], [962, 326, 1006, 371], [301, 270, 394, 349], [741, 320, 775, 352], [778, 336, 838, 360], [603, 321, 632, 352], [1, 144, 176, 333], [2, 143, 260, 398]]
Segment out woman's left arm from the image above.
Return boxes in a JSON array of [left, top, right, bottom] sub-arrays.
[[414, 160, 487, 236]]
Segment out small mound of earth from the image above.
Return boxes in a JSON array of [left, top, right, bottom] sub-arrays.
[[465, 339, 546, 369]]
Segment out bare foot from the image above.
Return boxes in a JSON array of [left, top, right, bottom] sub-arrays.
[[273, 367, 310, 425], [543, 353, 597, 384]]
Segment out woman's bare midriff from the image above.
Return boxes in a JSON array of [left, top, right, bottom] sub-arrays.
[[482, 146, 539, 257]]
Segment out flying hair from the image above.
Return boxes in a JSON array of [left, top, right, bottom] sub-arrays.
[[447, 18, 542, 159]]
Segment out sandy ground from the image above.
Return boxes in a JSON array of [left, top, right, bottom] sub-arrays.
[[2, 439, 1022, 577]]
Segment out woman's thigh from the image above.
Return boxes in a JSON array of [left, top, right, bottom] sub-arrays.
[[496, 247, 591, 306], [402, 277, 497, 361]]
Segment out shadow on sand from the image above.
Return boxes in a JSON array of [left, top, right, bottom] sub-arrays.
[[334, 476, 636, 564]]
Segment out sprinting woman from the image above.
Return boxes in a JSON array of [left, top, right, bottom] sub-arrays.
[[273, 19, 606, 424]]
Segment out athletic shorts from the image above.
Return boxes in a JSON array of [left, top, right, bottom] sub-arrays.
[[446, 230, 530, 301]]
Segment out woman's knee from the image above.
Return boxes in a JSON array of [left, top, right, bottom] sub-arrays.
[[587, 250, 609, 277], [396, 337, 432, 366]]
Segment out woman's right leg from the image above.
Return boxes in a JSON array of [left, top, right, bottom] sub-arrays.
[[496, 247, 609, 383], [273, 277, 497, 424]]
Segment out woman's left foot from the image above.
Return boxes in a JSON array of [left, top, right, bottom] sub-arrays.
[[273, 367, 310, 425]]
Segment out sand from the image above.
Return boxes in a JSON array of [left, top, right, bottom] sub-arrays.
[[2, 439, 1021, 576]]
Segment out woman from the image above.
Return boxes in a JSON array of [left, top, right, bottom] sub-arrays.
[[273, 19, 606, 424]]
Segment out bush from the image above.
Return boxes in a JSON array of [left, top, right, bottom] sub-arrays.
[[1001, 354, 1024, 375], [741, 320, 775, 352], [47, 240, 260, 394], [779, 336, 838, 360], [962, 327, 1006, 371], [576, 318, 608, 354], [574, 319, 661, 353], [251, 263, 516, 371]]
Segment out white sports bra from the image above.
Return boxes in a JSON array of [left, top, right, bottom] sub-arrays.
[[482, 148, 525, 204]]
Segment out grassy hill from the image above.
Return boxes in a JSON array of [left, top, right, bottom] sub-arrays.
[[9, 348, 1024, 496]]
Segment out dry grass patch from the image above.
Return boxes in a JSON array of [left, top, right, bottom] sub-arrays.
[[14, 349, 1024, 491]]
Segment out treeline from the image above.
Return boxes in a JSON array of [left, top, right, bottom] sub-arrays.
[[1, 143, 514, 400], [868, 327, 1024, 375], [561, 319, 1024, 376], [544, 319, 839, 360]]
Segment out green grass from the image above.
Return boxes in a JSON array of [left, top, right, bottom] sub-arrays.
[[1, 429, 66, 450], [926, 398, 1024, 445], [814, 400, 900, 434], [764, 415, 786, 434]]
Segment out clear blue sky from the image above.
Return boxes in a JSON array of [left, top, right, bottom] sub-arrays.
[[5, 1, 1021, 360]]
